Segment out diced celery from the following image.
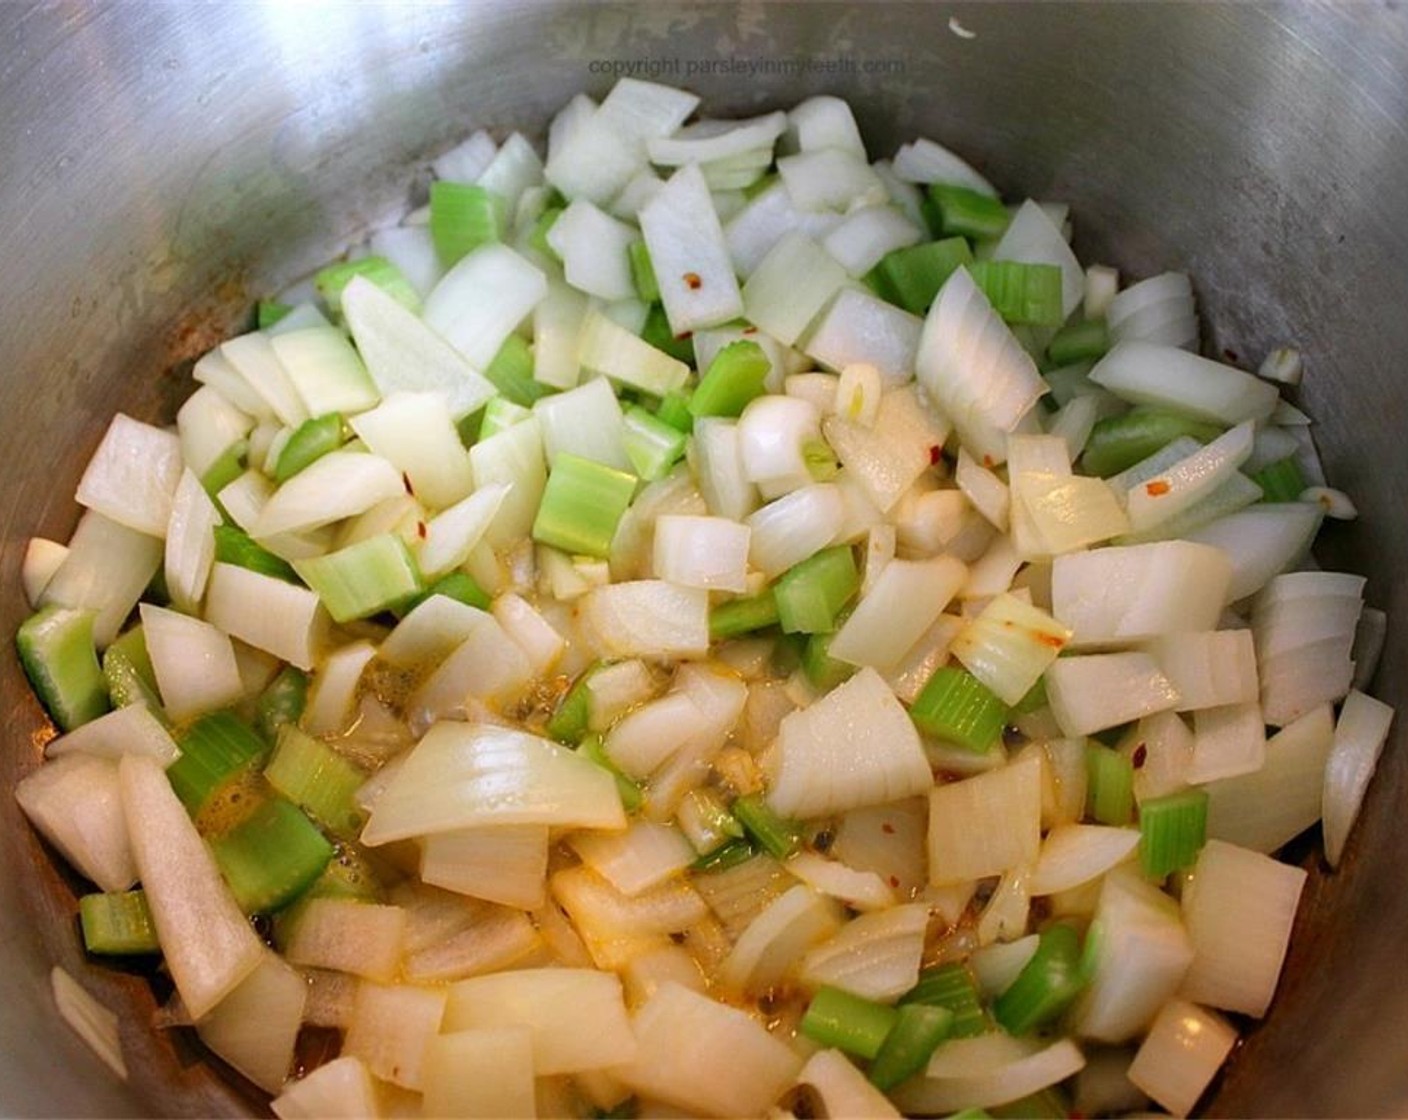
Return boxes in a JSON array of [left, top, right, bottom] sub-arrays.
[[212, 524, 300, 583], [293, 534, 423, 622], [17, 606, 109, 732], [265, 725, 369, 836], [315, 256, 420, 313], [773, 547, 859, 635], [531, 453, 637, 559], [689, 340, 770, 419], [430, 182, 505, 266], [910, 667, 1008, 752], [209, 797, 335, 913], [79, 889, 159, 955], [167, 711, 269, 815]]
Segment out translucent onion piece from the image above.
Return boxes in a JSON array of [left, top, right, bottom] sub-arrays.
[[1127, 999, 1238, 1118], [196, 951, 306, 1093], [1323, 689, 1395, 867], [720, 884, 844, 995], [1045, 652, 1180, 738], [928, 754, 1042, 886], [894, 1037, 1086, 1114], [50, 967, 126, 1080], [797, 1049, 901, 1119], [341, 981, 447, 1091], [1030, 824, 1141, 896], [45, 704, 179, 767]]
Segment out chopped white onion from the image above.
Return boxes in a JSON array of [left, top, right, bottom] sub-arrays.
[[1323, 689, 1395, 866], [928, 753, 1042, 885]]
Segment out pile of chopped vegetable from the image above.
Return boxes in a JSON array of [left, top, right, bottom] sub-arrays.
[[15, 79, 1394, 1120]]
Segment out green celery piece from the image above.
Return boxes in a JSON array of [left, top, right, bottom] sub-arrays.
[[628, 239, 660, 303], [315, 255, 420, 313], [1251, 455, 1307, 503], [430, 181, 505, 266], [709, 591, 779, 641], [640, 304, 695, 365], [101, 626, 165, 718], [690, 837, 757, 873], [531, 453, 637, 559], [1046, 318, 1109, 367], [399, 570, 492, 615], [547, 664, 603, 746], [901, 962, 990, 1038], [168, 711, 269, 816], [909, 667, 1009, 753], [265, 724, 369, 836], [655, 389, 695, 434], [1138, 787, 1210, 879], [293, 534, 423, 623], [800, 986, 898, 1060], [257, 300, 293, 329], [868, 1004, 954, 1092], [213, 524, 301, 583], [873, 237, 974, 314], [209, 797, 335, 914], [689, 340, 770, 419], [967, 261, 1065, 326], [273, 412, 345, 483], [993, 922, 1086, 1035], [732, 795, 802, 860], [17, 606, 109, 732], [200, 441, 247, 497], [802, 630, 858, 691], [622, 405, 688, 481], [577, 733, 643, 813], [1085, 742, 1135, 826], [773, 546, 859, 635], [485, 333, 554, 407], [255, 667, 308, 742], [929, 184, 1010, 239], [1081, 407, 1226, 478], [1011, 677, 1048, 718], [79, 889, 159, 955], [528, 205, 564, 258]]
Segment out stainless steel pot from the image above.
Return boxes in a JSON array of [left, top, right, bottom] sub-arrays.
[[3, 2, 1406, 1115]]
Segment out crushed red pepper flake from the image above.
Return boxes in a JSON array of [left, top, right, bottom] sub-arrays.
[[1145, 479, 1171, 496], [1132, 743, 1148, 769], [881, 822, 896, 835], [416, 521, 428, 541], [683, 271, 702, 290], [401, 471, 415, 496], [929, 445, 943, 466]]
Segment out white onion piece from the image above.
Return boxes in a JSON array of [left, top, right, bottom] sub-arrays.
[[1144, 629, 1258, 712], [1108, 272, 1198, 350], [15, 753, 134, 893], [737, 393, 821, 489], [349, 391, 473, 511], [778, 148, 886, 212], [1089, 341, 1279, 425], [638, 162, 744, 334], [342, 276, 495, 418], [1084, 264, 1120, 318], [746, 484, 845, 577], [823, 204, 923, 277], [21, 537, 68, 608], [916, 266, 1047, 465], [1253, 571, 1363, 726], [993, 200, 1083, 318], [1046, 652, 1180, 737], [417, 482, 509, 579], [252, 450, 403, 539], [547, 199, 636, 301], [766, 668, 932, 819], [1323, 689, 1395, 867], [1127, 999, 1238, 1118], [283, 899, 407, 983], [1051, 540, 1231, 647], [799, 902, 929, 1001], [193, 348, 273, 421], [720, 884, 844, 995], [785, 851, 897, 912], [895, 1038, 1086, 1114], [361, 723, 625, 845], [443, 968, 637, 1075], [649, 111, 786, 166], [577, 308, 690, 398], [572, 821, 696, 899], [742, 232, 849, 346], [204, 563, 327, 671], [1188, 702, 1267, 785], [423, 243, 548, 371], [548, 79, 696, 202], [971, 934, 1040, 998], [952, 592, 1071, 705], [1074, 868, 1194, 1043], [196, 951, 307, 1094], [928, 754, 1042, 885], [221, 332, 309, 427], [822, 386, 947, 513], [1204, 703, 1334, 853], [652, 514, 751, 593], [433, 127, 496, 181], [892, 136, 996, 194], [378, 594, 483, 667], [1301, 485, 1358, 520], [423, 1027, 535, 1120], [302, 641, 376, 737], [1123, 421, 1254, 534], [829, 555, 967, 672], [532, 277, 587, 391], [163, 469, 219, 614], [469, 418, 547, 546], [272, 1056, 380, 1120], [1181, 839, 1307, 1017], [1183, 502, 1322, 603], [41, 510, 163, 649], [956, 449, 1011, 532], [341, 981, 447, 1091], [422, 825, 548, 910], [803, 286, 924, 386], [582, 580, 710, 660], [614, 982, 802, 1118], [75, 413, 183, 539], [140, 603, 243, 722], [797, 1049, 901, 1120], [368, 225, 443, 298], [45, 704, 178, 767], [976, 863, 1033, 946], [693, 418, 760, 522], [1031, 825, 1141, 896], [492, 592, 565, 675], [119, 755, 263, 1018], [533, 376, 630, 471]]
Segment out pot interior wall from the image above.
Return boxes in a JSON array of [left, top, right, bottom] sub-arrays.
[[2, 3, 1405, 1116]]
